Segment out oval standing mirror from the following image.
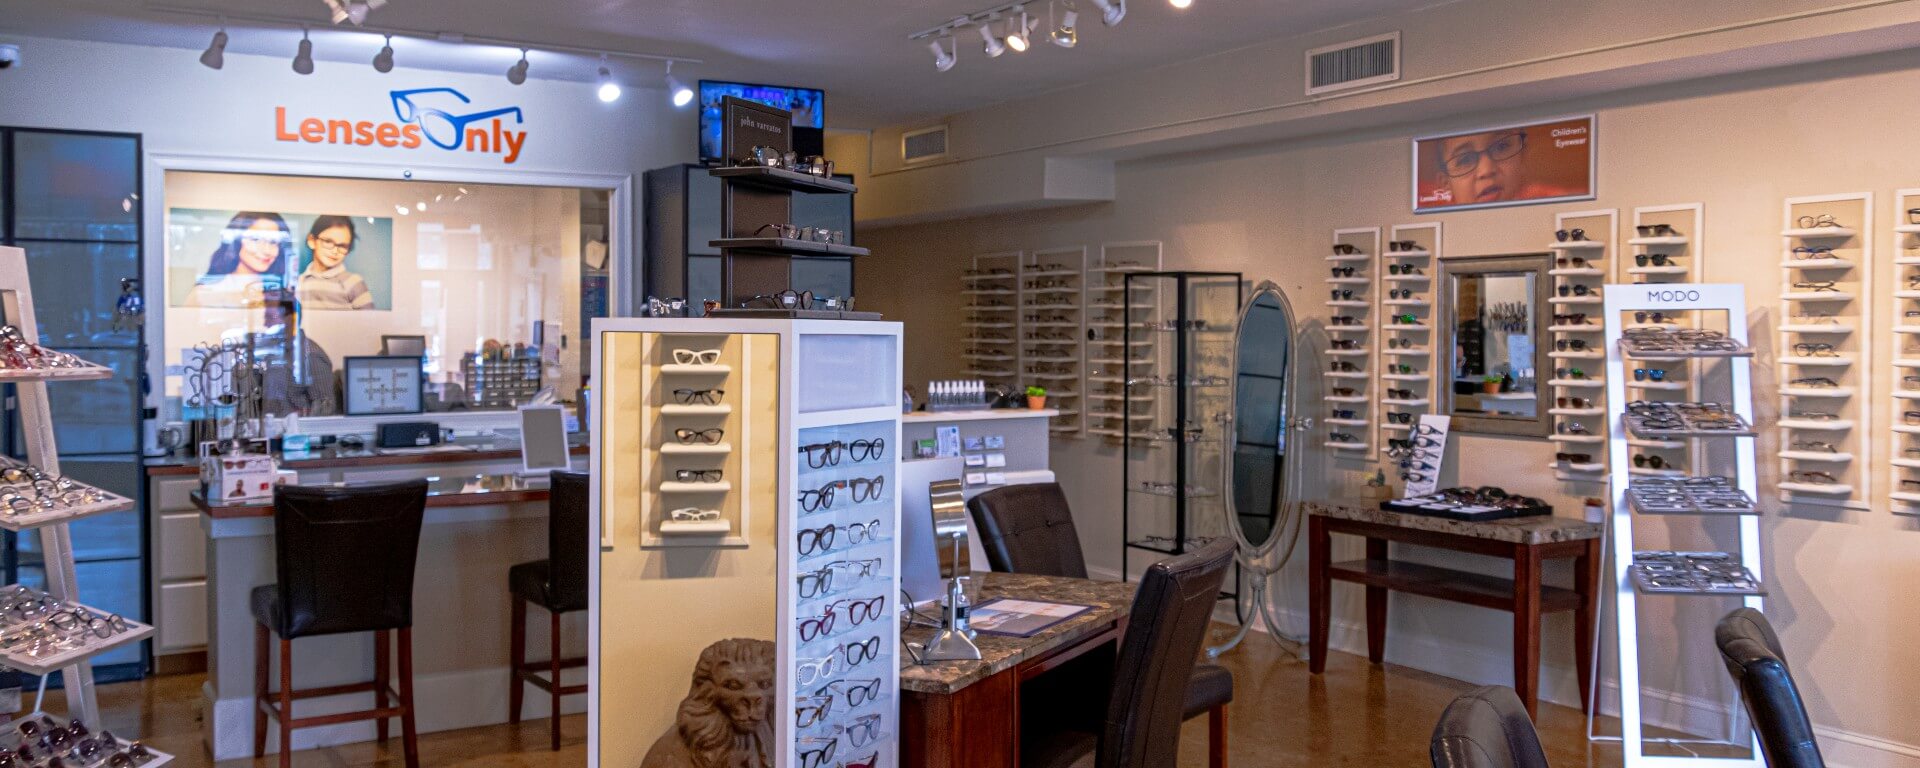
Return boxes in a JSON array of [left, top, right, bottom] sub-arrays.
[[1212, 280, 1309, 656]]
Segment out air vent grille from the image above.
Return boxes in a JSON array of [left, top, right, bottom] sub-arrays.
[[1306, 32, 1400, 95], [902, 125, 949, 164]]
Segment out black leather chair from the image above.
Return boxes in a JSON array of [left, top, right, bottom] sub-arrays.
[[1429, 686, 1550, 768], [1716, 608, 1825, 768], [1022, 538, 1235, 768], [970, 483, 1234, 767], [253, 480, 428, 768], [508, 470, 591, 750]]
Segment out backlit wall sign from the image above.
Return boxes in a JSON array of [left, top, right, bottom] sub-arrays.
[[274, 87, 529, 164]]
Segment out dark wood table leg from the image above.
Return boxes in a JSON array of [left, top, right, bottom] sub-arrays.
[[1573, 536, 1600, 715], [1309, 515, 1330, 674], [1364, 537, 1388, 664], [1512, 544, 1542, 719]]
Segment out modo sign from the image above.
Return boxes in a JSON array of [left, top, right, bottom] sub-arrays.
[[275, 87, 529, 164]]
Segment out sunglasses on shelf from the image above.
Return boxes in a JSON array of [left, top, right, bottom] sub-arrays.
[[1554, 228, 1587, 242], [1632, 454, 1667, 469], [1389, 264, 1425, 275], [1330, 267, 1356, 278], [1332, 244, 1361, 255], [1555, 367, 1586, 379], [1557, 284, 1591, 297], [1555, 256, 1590, 268], [1387, 240, 1421, 252], [1635, 254, 1673, 267], [1633, 368, 1667, 381], [1635, 223, 1680, 237], [1555, 452, 1591, 464]]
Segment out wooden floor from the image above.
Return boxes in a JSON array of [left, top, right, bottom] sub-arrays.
[[64, 638, 1692, 768]]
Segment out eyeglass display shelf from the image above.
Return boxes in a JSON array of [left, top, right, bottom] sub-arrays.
[[1894, 291, 1920, 300], [1384, 348, 1432, 357], [1325, 418, 1369, 427], [1326, 349, 1369, 358], [1383, 299, 1430, 308], [1778, 324, 1852, 334], [1549, 461, 1606, 473], [659, 442, 732, 456], [1383, 275, 1431, 283], [1325, 372, 1369, 380], [1777, 481, 1852, 496], [1380, 398, 1430, 407], [1626, 436, 1687, 449], [660, 363, 732, 375], [1779, 290, 1856, 302], [961, 274, 1015, 284], [1627, 380, 1687, 392], [1549, 240, 1607, 250], [1550, 407, 1606, 416], [1382, 373, 1430, 382], [1628, 567, 1765, 597], [0, 363, 116, 383], [1627, 466, 1687, 478], [1894, 359, 1920, 369], [0, 616, 156, 678], [1626, 265, 1690, 276], [1780, 227, 1859, 239], [961, 288, 1016, 296], [0, 712, 173, 768], [1627, 236, 1689, 246], [1130, 483, 1219, 498], [1617, 342, 1755, 360], [1549, 268, 1606, 277], [658, 481, 733, 494], [1326, 300, 1370, 308], [1326, 395, 1368, 404], [1550, 351, 1604, 360], [659, 404, 732, 416], [0, 488, 135, 534], [1324, 441, 1369, 451], [706, 237, 870, 258], [1780, 387, 1854, 397], [964, 368, 1013, 377], [1326, 277, 1371, 285], [1548, 378, 1604, 389], [1383, 249, 1433, 258], [1777, 418, 1854, 431], [1384, 323, 1432, 331], [658, 520, 734, 536], [1780, 258, 1854, 270], [708, 165, 858, 194], [1549, 324, 1603, 333], [1325, 253, 1371, 262], [1548, 434, 1605, 444], [1549, 296, 1604, 306], [1023, 268, 1080, 278], [1782, 450, 1853, 463], [1326, 324, 1371, 333], [1893, 391, 1920, 401], [1625, 422, 1758, 440]]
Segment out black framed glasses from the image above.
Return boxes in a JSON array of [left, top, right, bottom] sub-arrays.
[[1554, 227, 1586, 242], [818, 678, 884, 709], [742, 289, 826, 310], [1795, 214, 1840, 229], [1332, 243, 1360, 255], [799, 611, 837, 642], [1554, 452, 1591, 463], [799, 481, 845, 513], [849, 476, 886, 503], [674, 427, 724, 445], [841, 635, 881, 666], [1635, 223, 1680, 237], [1555, 339, 1587, 351], [673, 468, 723, 483], [1330, 289, 1354, 301], [800, 441, 846, 468], [798, 567, 834, 599], [1791, 246, 1836, 261], [1330, 266, 1355, 278], [1792, 343, 1838, 357], [848, 438, 886, 462], [1557, 284, 1591, 297], [1635, 253, 1672, 267], [672, 388, 725, 405], [1389, 264, 1425, 275], [799, 524, 838, 556], [1632, 454, 1666, 469], [1792, 281, 1839, 293], [1387, 240, 1421, 252], [797, 737, 838, 768], [1555, 256, 1589, 268], [831, 595, 887, 625]]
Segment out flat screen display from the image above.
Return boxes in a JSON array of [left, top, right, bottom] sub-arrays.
[[698, 80, 826, 163], [343, 355, 424, 415]]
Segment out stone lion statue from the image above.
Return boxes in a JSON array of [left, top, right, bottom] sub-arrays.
[[640, 638, 777, 768]]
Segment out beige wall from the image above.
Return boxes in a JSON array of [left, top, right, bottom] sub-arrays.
[[858, 50, 1920, 763]]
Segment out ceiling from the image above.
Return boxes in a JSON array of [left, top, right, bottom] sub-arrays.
[[0, 0, 1438, 128]]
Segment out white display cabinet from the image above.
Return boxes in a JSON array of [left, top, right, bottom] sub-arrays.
[[589, 317, 903, 768]]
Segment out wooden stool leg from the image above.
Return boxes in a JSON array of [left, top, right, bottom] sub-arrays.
[[549, 607, 563, 751], [278, 638, 294, 768], [398, 627, 421, 768], [375, 629, 391, 744], [1209, 703, 1229, 768], [509, 596, 526, 725], [253, 622, 268, 758]]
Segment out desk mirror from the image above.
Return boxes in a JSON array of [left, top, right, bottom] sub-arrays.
[[1438, 253, 1552, 437]]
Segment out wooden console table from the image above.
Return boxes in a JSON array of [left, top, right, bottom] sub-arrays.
[[1305, 499, 1603, 717]]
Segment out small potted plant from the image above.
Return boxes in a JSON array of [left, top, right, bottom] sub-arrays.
[[1481, 374, 1503, 395], [1025, 385, 1048, 410]]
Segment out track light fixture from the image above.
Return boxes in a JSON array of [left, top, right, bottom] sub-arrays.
[[372, 34, 394, 72], [1090, 0, 1125, 26], [291, 27, 314, 75], [1005, 9, 1032, 52], [1050, 1, 1078, 48], [978, 22, 1006, 57], [506, 48, 529, 85], [928, 36, 957, 72], [596, 54, 621, 103], [199, 25, 227, 69], [665, 60, 693, 107]]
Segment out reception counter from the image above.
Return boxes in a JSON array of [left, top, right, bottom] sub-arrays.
[[147, 438, 586, 760]]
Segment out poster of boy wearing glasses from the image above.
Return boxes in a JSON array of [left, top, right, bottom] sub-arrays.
[[297, 215, 378, 310], [1412, 115, 1595, 213]]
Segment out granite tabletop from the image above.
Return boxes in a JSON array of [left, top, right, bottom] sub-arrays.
[[1307, 498, 1602, 545], [899, 571, 1138, 695]]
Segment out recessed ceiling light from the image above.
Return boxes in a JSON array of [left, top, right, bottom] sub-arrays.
[[978, 23, 1005, 57], [199, 27, 227, 69], [292, 28, 314, 75], [372, 34, 394, 73]]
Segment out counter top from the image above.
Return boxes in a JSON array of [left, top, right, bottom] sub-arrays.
[[898, 572, 1136, 694], [1307, 498, 1602, 545], [146, 437, 588, 476], [193, 472, 553, 518], [902, 408, 1058, 423]]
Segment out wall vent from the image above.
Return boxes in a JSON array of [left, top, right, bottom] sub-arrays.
[[901, 125, 949, 164], [1305, 32, 1401, 95]]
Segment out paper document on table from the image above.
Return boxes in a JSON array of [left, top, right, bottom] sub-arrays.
[[968, 598, 1093, 637]]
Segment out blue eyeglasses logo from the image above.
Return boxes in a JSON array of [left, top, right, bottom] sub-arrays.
[[389, 87, 526, 155]]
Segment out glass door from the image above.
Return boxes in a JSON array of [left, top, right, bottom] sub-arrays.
[[2, 128, 148, 681]]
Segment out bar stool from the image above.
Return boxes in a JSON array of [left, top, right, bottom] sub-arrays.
[[253, 479, 429, 768], [508, 470, 591, 750]]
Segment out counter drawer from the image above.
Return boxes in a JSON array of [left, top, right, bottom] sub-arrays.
[[153, 476, 200, 512], [157, 512, 207, 580], [157, 580, 207, 651]]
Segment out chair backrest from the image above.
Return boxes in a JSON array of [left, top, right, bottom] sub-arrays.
[[966, 482, 1087, 578], [1716, 608, 1825, 768], [1097, 538, 1234, 768], [1429, 686, 1551, 768], [271, 480, 428, 638], [546, 470, 591, 612]]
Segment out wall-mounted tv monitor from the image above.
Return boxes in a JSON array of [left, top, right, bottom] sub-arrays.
[[698, 80, 827, 164]]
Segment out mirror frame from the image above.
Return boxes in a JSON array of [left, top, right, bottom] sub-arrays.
[[1224, 279, 1306, 558], [1436, 252, 1554, 438]]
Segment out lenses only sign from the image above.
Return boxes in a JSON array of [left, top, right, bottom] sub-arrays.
[[274, 87, 528, 164]]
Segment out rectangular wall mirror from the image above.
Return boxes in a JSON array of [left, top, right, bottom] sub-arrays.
[[1438, 253, 1552, 437]]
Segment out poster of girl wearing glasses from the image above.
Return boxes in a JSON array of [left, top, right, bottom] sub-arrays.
[[167, 208, 393, 310], [1411, 115, 1595, 213]]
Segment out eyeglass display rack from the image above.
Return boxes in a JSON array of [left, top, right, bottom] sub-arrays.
[[961, 251, 1022, 395], [1086, 242, 1165, 441], [1546, 210, 1617, 479], [1893, 188, 1920, 514], [0, 247, 160, 735], [1600, 283, 1766, 768], [1326, 228, 1380, 454], [704, 96, 869, 309], [1119, 271, 1242, 579], [1022, 247, 1088, 437], [1379, 224, 1440, 452], [1620, 204, 1706, 482], [1777, 194, 1872, 506], [590, 317, 903, 768]]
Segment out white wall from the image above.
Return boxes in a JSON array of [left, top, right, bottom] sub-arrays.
[[860, 49, 1920, 768], [0, 34, 695, 421]]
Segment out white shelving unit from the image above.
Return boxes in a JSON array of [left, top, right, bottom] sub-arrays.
[[1327, 227, 1380, 454], [1024, 247, 1088, 437], [1777, 193, 1873, 509], [961, 251, 1022, 390], [1892, 188, 1920, 513], [1624, 204, 1706, 479], [1086, 242, 1163, 443], [1601, 283, 1764, 768], [1380, 223, 1440, 453], [1547, 209, 1617, 479]]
